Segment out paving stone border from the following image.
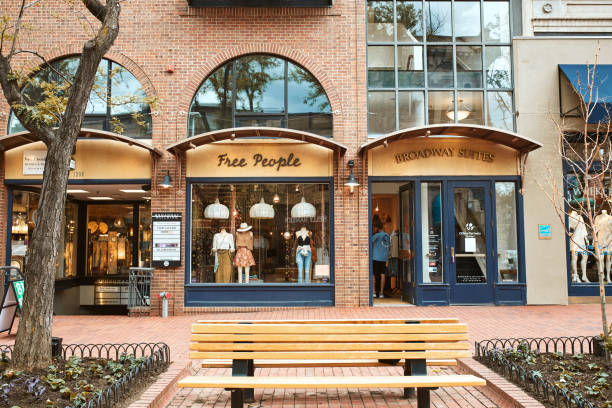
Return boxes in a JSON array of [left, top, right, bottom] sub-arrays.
[[128, 360, 192, 408], [457, 358, 545, 408]]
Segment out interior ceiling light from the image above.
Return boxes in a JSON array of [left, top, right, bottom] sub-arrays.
[[89, 197, 113, 200], [204, 198, 230, 219], [66, 189, 89, 194], [120, 189, 146, 193], [445, 99, 471, 121]]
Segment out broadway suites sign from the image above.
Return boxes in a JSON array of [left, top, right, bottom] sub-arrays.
[[394, 146, 496, 164]]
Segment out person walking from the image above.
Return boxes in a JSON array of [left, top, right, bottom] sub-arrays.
[[371, 218, 390, 299]]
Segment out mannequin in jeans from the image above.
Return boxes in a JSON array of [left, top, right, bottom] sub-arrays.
[[295, 226, 312, 283]]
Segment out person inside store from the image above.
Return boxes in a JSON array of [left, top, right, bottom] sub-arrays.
[[371, 217, 390, 298]]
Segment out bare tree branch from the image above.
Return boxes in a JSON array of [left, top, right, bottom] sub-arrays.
[[81, 0, 107, 22]]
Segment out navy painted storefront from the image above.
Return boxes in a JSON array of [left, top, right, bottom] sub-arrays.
[[184, 177, 335, 307], [369, 176, 527, 306]]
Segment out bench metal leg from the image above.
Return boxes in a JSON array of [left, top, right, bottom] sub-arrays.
[[243, 359, 255, 402], [232, 359, 254, 403], [403, 360, 415, 398], [416, 388, 430, 408], [231, 389, 244, 408], [404, 357, 427, 398]]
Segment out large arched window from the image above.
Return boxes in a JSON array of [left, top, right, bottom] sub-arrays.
[[7, 57, 153, 138], [188, 55, 333, 137]]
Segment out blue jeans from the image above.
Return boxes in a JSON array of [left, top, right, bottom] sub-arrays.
[[296, 248, 312, 283]]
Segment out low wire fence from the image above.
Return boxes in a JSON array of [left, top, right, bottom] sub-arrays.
[[0, 342, 170, 408], [476, 336, 599, 408]]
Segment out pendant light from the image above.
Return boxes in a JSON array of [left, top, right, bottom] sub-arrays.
[[273, 185, 280, 203], [445, 99, 471, 121], [291, 197, 316, 218], [249, 197, 275, 219], [204, 198, 230, 219]]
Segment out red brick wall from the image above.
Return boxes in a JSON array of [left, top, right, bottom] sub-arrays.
[[0, 0, 370, 313]]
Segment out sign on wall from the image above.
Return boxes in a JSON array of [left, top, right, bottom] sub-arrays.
[[22, 150, 47, 175], [152, 212, 182, 267], [538, 224, 552, 240]]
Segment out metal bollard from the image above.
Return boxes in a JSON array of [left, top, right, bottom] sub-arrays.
[[161, 297, 168, 318]]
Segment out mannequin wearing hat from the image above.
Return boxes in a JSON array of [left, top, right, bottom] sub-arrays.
[[234, 223, 255, 283]]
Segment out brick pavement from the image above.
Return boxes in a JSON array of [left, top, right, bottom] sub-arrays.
[[0, 304, 608, 407]]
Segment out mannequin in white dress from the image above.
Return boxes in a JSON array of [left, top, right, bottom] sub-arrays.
[[569, 211, 589, 283]]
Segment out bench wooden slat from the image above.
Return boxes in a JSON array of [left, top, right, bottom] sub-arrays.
[[189, 350, 471, 360], [201, 359, 458, 368], [190, 342, 469, 351], [192, 323, 468, 334], [178, 375, 486, 389], [191, 333, 469, 342], [197, 318, 460, 324]]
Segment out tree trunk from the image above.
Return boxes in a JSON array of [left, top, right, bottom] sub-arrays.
[[12, 139, 73, 370]]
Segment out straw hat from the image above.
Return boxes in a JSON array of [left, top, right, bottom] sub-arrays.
[[237, 222, 252, 232]]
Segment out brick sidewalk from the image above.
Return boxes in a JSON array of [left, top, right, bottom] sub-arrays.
[[0, 304, 608, 407]]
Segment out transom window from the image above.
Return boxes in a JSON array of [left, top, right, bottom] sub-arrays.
[[367, 0, 514, 136], [7, 57, 153, 139], [188, 55, 333, 137]]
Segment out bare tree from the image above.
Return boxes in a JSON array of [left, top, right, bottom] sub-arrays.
[[0, 0, 121, 370], [538, 54, 610, 359]]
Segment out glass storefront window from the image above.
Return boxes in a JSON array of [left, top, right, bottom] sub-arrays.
[[139, 204, 152, 268], [188, 55, 333, 137], [397, 1, 423, 42], [483, 2, 510, 43], [456, 46, 483, 89], [495, 182, 519, 282], [421, 182, 443, 283], [485, 46, 512, 89], [457, 91, 484, 125], [87, 204, 135, 276], [190, 183, 331, 284], [487, 91, 514, 131], [426, 2, 452, 42], [428, 91, 454, 124], [10, 190, 77, 279], [427, 46, 454, 88]]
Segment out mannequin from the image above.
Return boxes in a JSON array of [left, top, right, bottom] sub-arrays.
[[212, 227, 234, 283], [234, 223, 255, 283], [295, 226, 312, 283], [569, 211, 589, 283], [594, 209, 612, 283]]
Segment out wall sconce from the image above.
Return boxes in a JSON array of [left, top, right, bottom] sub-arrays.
[[345, 160, 359, 193], [160, 170, 173, 189]]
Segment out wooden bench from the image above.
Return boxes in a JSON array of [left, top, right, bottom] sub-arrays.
[[178, 320, 485, 408], [197, 318, 460, 369]]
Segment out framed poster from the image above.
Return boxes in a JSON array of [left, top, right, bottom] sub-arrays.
[[152, 212, 182, 267]]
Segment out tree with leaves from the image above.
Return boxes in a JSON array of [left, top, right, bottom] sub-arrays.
[[537, 56, 610, 360], [0, 0, 121, 370]]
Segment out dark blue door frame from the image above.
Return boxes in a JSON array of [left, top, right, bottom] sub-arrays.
[[446, 180, 494, 304], [368, 176, 526, 306]]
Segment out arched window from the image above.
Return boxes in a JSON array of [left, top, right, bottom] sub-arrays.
[[188, 55, 333, 137], [7, 57, 153, 138]]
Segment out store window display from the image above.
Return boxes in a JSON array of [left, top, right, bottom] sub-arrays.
[[190, 183, 331, 284]]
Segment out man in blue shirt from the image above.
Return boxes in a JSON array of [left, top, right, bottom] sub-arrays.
[[371, 218, 390, 299]]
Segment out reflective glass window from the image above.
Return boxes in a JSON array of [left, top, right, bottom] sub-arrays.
[[484, 2, 510, 43], [486, 46, 512, 89], [421, 182, 443, 283], [427, 46, 454, 88], [398, 46, 424, 87], [368, 0, 394, 42], [190, 183, 331, 285], [368, 91, 397, 134], [454, 2, 481, 42], [398, 91, 425, 128], [457, 91, 484, 125], [397, 1, 424, 42], [426, 2, 452, 42], [368, 46, 396, 88], [7, 58, 153, 138], [188, 55, 333, 137], [428, 91, 454, 123], [496, 182, 519, 282], [486, 91, 513, 131], [456, 46, 483, 88]]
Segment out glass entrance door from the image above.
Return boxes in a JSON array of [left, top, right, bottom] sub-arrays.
[[399, 183, 415, 303], [446, 181, 494, 303]]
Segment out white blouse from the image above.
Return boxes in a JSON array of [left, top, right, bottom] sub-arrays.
[[213, 232, 235, 251]]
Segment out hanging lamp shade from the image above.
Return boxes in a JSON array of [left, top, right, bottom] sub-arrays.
[[204, 198, 229, 219], [291, 197, 316, 218], [249, 198, 275, 219]]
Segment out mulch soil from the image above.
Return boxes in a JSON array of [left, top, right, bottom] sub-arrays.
[[477, 350, 611, 408], [0, 354, 167, 408]]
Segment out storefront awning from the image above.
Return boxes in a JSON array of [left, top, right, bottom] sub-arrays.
[[187, 0, 332, 7], [0, 128, 163, 156], [358, 124, 542, 155], [166, 127, 347, 155], [559, 64, 612, 123]]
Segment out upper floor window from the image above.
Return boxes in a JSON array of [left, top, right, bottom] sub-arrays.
[[367, 0, 514, 136], [7, 57, 153, 139], [188, 55, 333, 137]]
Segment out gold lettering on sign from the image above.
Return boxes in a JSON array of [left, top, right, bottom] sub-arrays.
[[394, 146, 495, 163]]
